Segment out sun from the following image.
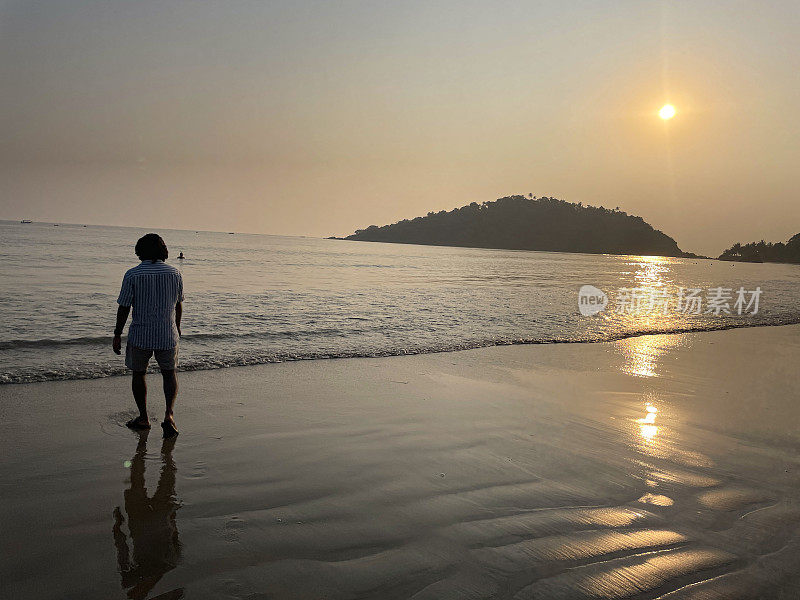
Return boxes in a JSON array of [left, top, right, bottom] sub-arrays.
[[659, 104, 676, 120]]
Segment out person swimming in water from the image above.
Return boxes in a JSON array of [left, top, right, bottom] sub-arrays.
[[178, 252, 185, 259]]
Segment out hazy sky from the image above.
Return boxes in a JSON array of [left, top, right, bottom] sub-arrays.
[[1, 1, 798, 255]]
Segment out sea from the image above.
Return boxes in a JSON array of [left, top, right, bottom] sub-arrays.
[[2, 220, 799, 384]]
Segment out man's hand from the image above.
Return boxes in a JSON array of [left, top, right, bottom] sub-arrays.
[[114, 305, 130, 355]]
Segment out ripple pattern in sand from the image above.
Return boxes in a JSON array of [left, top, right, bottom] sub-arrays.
[[174, 401, 800, 599]]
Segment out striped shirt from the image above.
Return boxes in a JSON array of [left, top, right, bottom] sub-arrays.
[[117, 260, 184, 350]]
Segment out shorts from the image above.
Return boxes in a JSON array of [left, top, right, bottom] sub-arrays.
[[125, 343, 179, 372]]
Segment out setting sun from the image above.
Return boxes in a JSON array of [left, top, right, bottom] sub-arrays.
[[659, 104, 676, 120]]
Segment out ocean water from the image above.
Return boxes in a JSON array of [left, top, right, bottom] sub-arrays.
[[2, 220, 799, 384]]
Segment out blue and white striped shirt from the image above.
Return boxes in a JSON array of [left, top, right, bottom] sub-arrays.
[[117, 260, 184, 350]]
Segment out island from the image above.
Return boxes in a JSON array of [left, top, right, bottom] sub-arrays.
[[719, 233, 800, 264], [334, 195, 689, 257]]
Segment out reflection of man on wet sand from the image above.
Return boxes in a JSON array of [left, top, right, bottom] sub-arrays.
[[113, 432, 183, 600]]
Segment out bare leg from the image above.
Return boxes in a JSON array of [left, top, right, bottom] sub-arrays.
[[127, 371, 150, 429], [161, 370, 179, 436], [132, 371, 147, 417], [161, 369, 177, 417]]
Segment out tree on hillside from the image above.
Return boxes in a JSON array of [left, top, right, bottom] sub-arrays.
[[343, 195, 685, 257], [719, 235, 800, 264]]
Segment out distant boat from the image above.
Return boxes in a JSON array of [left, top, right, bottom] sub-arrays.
[[21, 219, 32, 223], [53, 224, 59, 226], [228, 232, 235, 235]]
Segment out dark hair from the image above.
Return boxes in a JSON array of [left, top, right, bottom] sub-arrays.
[[135, 233, 168, 263]]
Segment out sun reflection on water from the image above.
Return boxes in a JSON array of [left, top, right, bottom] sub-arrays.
[[637, 402, 659, 440], [633, 255, 673, 288], [612, 256, 689, 378], [618, 335, 683, 378]]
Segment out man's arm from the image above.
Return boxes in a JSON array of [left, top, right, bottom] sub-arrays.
[[114, 272, 134, 355], [175, 301, 182, 337], [113, 305, 130, 355]]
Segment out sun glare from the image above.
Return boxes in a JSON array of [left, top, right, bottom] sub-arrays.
[[659, 104, 676, 120]]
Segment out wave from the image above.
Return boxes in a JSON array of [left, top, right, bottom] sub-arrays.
[[0, 336, 113, 350], [2, 317, 799, 385], [0, 327, 372, 351]]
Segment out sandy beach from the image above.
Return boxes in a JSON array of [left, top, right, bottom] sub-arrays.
[[1, 325, 799, 599]]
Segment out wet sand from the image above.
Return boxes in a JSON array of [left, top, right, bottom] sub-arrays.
[[1, 325, 800, 599]]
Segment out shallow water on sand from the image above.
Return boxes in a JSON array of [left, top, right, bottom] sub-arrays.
[[1, 326, 799, 599], [2, 220, 800, 383]]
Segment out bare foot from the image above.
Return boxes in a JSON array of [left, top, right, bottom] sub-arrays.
[[161, 416, 179, 438], [125, 416, 151, 430]]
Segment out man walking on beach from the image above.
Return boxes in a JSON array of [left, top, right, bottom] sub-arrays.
[[113, 234, 183, 437]]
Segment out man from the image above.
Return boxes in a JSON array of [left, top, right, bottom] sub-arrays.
[[113, 233, 183, 437]]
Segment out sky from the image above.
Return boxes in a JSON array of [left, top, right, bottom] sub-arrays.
[[1, 0, 798, 255]]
